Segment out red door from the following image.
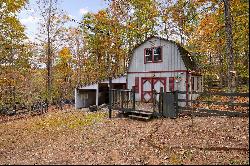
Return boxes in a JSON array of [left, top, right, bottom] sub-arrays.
[[141, 77, 166, 102]]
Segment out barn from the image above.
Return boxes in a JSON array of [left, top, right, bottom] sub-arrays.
[[75, 36, 203, 109]]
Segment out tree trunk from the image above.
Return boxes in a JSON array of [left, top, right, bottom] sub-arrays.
[[223, 0, 235, 92], [76, 36, 80, 85], [219, 53, 224, 88], [47, 0, 53, 102]]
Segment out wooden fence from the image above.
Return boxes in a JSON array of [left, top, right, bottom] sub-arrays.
[[177, 91, 249, 117], [111, 89, 249, 118], [0, 98, 74, 116], [111, 89, 135, 111]]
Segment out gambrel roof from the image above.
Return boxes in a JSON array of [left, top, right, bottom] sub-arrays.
[[127, 35, 198, 71]]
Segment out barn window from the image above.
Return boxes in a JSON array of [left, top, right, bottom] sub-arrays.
[[145, 48, 153, 62], [169, 77, 174, 92], [144, 47, 162, 63]]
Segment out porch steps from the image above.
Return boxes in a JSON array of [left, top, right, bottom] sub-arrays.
[[124, 109, 154, 121], [128, 114, 151, 120], [129, 110, 153, 115]]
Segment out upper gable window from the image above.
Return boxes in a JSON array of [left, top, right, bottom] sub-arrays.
[[144, 46, 162, 63]]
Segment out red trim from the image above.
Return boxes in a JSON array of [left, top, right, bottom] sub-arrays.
[[144, 46, 163, 64], [169, 77, 174, 92], [141, 77, 143, 101], [128, 70, 188, 74], [141, 77, 166, 102], [186, 71, 189, 106]]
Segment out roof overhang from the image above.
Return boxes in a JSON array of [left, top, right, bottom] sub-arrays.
[[77, 75, 127, 90]]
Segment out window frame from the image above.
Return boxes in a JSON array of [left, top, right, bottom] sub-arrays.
[[144, 46, 163, 64]]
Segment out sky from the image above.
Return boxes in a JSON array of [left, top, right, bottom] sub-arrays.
[[18, 0, 108, 41]]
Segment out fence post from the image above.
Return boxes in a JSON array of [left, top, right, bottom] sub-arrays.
[[153, 89, 155, 113], [132, 86, 136, 110], [121, 91, 124, 109], [126, 91, 129, 108], [174, 90, 179, 117], [159, 87, 163, 116]]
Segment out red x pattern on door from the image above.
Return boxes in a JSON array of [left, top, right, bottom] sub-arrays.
[[141, 77, 166, 102]]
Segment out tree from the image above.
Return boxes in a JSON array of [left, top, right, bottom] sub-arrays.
[[36, 0, 70, 101], [223, 0, 235, 92], [0, 0, 32, 106], [53, 47, 74, 99]]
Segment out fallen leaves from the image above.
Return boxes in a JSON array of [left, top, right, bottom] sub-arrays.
[[0, 108, 249, 165]]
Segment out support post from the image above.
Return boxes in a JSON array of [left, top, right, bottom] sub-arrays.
[[132, 86, 135, 110], [96, 84, 99, 107], [159, 87, 163, 116], [153, 89, 155, 113], [121, 85, 125, 111], [109, 77, 112, 118], [174, 90, 179, 117]]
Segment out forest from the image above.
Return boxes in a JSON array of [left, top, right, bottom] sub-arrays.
[[0, 0, 249, 165], [0, 0, 249, 106]]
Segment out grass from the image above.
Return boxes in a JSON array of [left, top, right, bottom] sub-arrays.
[[31, 110, 107, 131]]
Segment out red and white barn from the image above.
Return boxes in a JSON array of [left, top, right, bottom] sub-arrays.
[[75, 36, 203, 109]]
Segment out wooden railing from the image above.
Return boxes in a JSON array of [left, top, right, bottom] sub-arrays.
[[177, 91, 249, 117]]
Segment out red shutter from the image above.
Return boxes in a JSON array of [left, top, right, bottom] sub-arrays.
[[169, 77, 174, 92], [135, 77, 139, 93]]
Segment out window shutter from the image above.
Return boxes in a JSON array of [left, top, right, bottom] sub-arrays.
[[135, 77, 139, 93], [169, 77, 174, 92]]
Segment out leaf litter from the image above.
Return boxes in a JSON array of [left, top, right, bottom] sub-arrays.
[[0, 106, 249, 165]]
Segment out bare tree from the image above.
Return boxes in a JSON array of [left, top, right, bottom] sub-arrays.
[[36, 0, 69, 101]]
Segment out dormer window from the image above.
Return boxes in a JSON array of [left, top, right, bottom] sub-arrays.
[[144, 46, 162, 63]]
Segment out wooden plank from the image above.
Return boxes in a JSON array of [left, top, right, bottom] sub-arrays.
[[178, 106, 193, 110], [178, 107, 249, 117], [197, 108, 249, 116], [178, 106, 249, 113], [177, 91, 249, 97], [177, 99, 249, 107], [128, 114, 151, 120], [132, 87, 135, 110], [162, 92, 167, 116], [130, 110, 153, 115]]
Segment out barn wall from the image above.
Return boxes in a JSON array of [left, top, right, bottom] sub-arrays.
[[75, 89, 96, 109], [127, 72, 187, 101], [127, 37, 188, 103], [128, 37, 187, 72]]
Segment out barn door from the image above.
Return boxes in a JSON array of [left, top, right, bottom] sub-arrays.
[[141, 78, 152, 102], [141, 77, 166, 102]]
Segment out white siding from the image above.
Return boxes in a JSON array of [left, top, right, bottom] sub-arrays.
[[127, 37, 188, 102], [128, 37, 186, 72]]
